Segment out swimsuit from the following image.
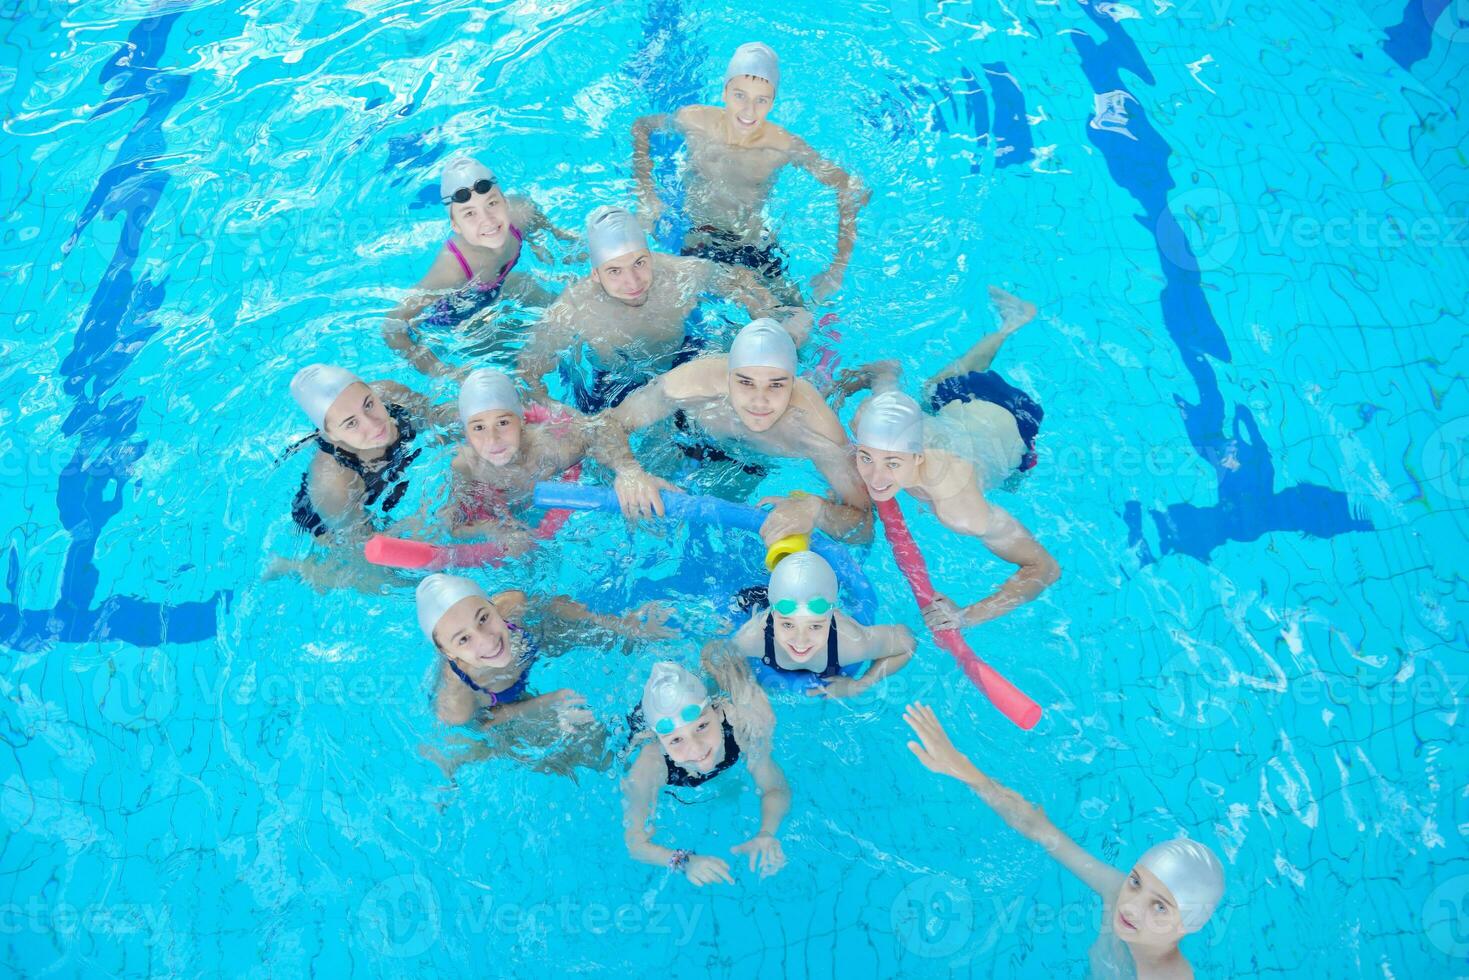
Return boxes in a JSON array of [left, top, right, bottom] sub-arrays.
[[561, 329, 707, 415], [930, 370, 1044, 471], [757, 611, 844, 679], [680, 224, 788, 280], [291, 402, 420, 537], [445, 622, 539, 706], [422, 225, 524, 326]]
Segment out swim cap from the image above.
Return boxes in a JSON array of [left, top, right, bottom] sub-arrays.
[[854, 391, 925, 454], [416, 573, 488, 642], [586, 206, 649, 268], [768, 550, 839, 614], [440, 156, 497, 205], [290, 364, 362, 430], [1136, 839, 1226, 933], [728, 318, 797, 375], [458, 368, 521, 426], [725, 42, 780, 91], [642, 661, 708, 732]]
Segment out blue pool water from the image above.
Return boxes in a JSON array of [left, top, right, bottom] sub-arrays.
[[2, 0, 1467, 976]]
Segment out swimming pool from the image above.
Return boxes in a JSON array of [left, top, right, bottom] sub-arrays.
[[2, 0, 1466, 975]]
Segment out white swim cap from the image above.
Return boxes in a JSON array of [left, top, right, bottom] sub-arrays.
[[728, 318, 797, 375], [290, 364, 362, 430], [854, 391, 926, 454], [416, 573, 487, 642], [768, 550, 839, 613], [1136, 838, 1226, 932], [440, 156, 497, 205], [586, 206, 649, 268], [642, 661, 708, 732], [458, 368, 522, 426], [725, 42, 780, 91]]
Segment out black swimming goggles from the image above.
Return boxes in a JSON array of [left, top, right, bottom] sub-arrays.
[[443, 178, 496, 204]]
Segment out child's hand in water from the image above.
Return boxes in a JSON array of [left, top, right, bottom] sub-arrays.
[[614, 468, 680, 519], [903, 702, 979, 783], [731, 833, 786, 878], [546, 690, 595, 733], [757, 493, 822, 545], [684, 854, 735, 887], [921, 594, 965, 633], [810, 267, 844, 304], [619, 601, 676, 640], [770, 307, 814, 346]]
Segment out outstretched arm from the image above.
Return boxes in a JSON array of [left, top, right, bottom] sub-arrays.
[[632, 113, 676, 218], [904, 702, 1122, 896], [789, 137, 870, 302], [926, 490, 1060, 630]]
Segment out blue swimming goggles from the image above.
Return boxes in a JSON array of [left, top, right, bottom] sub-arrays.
[[771, 596, 834, 616], [653, 699, 710, 735]]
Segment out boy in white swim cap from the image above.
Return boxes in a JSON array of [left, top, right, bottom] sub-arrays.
[[417, 572, 674, 776], [726, 550, 914, 698], [621, 659, 791, 885], [631, 42, 871, 303], [904, 703, 1227, 978], [844, 287, 1059, 630], [516, 204, 812, 414], [288, 363, 454, 542], [447, 367, 676, 533], [381, 154, 577, 377], [607, 319, 873, 545]]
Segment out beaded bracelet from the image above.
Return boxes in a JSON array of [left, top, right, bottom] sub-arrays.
[[668, 849, 692, 872]]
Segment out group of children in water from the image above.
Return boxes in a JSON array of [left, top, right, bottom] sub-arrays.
[[283, 41, 1226, 977]]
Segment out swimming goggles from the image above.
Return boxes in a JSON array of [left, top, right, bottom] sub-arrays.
[[653, 699, 710, 735], [771, 596, 834, 616], [443, 178, 496, 204]]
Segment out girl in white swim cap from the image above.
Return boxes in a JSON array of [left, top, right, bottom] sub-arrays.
[[417, 572, 676, 778], [621, 658, 791, 885], [381, 154, 577, 378], [446, 367, 678, 540], [903, 703, 1227, 978], [287, 364, 454, 551], [726, 550, 915, 698], [630, 42, 870, 304]]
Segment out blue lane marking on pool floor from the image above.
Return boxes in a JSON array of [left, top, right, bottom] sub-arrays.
[[1069, 3, 1372, 565], [1384, 0, 1454, 68], [0, 10, 227, 651]]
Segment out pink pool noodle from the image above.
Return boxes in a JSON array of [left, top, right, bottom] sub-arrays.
[[875, 497, 1042, 730]]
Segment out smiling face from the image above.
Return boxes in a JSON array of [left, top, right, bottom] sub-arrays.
[[656, 704, 725, 773], [591, 249, 654, 306], [432, 595, 514, 669], [854, 444, 923, 501], [772, 611, 833, 664], [449, 186, 512, 249], [322, 382, 396, 452], [722, 75, 775, 139], [727, 366, 794, 432], [464, 409, 523, 466], [1113, 865, 1187, 949]]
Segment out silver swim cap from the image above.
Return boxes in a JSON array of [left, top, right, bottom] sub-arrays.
[[1136, 838, 1226, 933], [725, 42, 780, 91], [440, 156, 497, 205], [416, 573, 487, 642], [458, 368, 522, 426], [853, 391, 925, 454], [728, 318, 797, 375], [642, 661, 709, 732], [290, 363, 362, 430], [768, 550, 839, 613], [586, 205, 649, 268]]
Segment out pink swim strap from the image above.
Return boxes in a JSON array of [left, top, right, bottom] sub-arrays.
[[875, 496, 1043, 730]]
